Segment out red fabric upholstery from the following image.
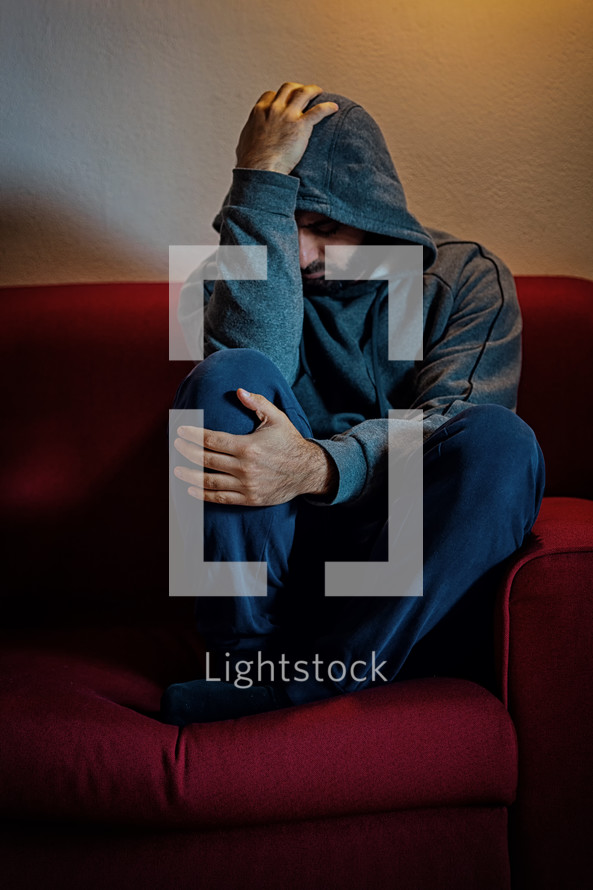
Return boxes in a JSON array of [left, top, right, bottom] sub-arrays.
[[1, 276, 591, 889], [0, 284, 184, 515], [0, 625, 517, 828], [0, 284, 192, 621], [497, 497, 593, 701], [515, 276, 593, 499], [1, 277, 591, 617], [495, 496, 593, 889], [2, 807, 511, 890]]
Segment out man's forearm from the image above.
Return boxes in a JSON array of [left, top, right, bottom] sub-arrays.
[[301, 441, 339, 499], [200, 85, 339, 384], [200, 167, 304, 385]]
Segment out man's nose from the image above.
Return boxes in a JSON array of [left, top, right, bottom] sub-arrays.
[[298, 230, 322, 271]]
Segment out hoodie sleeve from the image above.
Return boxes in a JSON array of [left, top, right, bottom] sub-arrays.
[[178, 168, 304, 384], [307, 241, 521, 505], [412, 239, 521, 430]]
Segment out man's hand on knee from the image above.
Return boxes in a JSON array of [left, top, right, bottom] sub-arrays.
[[235, 82, 339, 176], [173, 388, 337, 506]]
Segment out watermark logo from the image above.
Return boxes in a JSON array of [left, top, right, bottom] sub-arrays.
[[169, 243, 423, 598]]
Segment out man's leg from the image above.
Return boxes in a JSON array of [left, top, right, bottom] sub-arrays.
[[170, 347, 313, 658], [162, 347, 314, 724], [279, 404, 545, 705], [164, 397, 545, 720]]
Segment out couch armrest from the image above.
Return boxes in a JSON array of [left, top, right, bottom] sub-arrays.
[[494, 496, 593, 889]]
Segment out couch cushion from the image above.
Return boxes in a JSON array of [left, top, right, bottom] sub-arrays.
[[0, 624, 517, 829], [1, 807, 512, 890]]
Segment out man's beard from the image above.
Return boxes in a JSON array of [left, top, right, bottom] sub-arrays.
[[301, 260, 353, 297], [301, 274, 349, 298], [300, 238, 413, 297]]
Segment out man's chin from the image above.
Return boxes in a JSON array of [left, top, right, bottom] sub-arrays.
[[302, 278, 347, 297]]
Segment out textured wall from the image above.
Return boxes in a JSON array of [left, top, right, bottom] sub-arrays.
[[1, 0, 592, 284]]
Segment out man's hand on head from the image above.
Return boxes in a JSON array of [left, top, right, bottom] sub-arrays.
[[235, 82, 339, 176], [173, 389, 338, 506]]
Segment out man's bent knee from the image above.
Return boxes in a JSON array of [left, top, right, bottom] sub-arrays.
[[173, 348, 289, 435], [434, 404, 545, 531], [443, 404, 542, 470]]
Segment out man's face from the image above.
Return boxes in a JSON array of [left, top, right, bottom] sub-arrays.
[[296, 210, 366, 295]]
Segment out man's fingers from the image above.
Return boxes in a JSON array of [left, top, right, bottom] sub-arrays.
[[255, 90, 275, 106], [173, 437, 236, 472], [235, 387, 284, 424], [187, 487, 246, 506], [272, 82, 325, 112], [255, 83, 336, 119], [273, 82, 302, 103], [174, 466, 241, 492], [303, 100, 339, 125], [176, 425, 238, 456], [174, 466, 248, 506]]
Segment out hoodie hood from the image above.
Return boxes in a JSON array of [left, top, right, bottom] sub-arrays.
[[213, 91, 436, 270]]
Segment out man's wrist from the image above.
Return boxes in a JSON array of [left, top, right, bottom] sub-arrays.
[[228, 167, 299, 213], [302, 442, 338, 499], [236, 157, 292, 175]]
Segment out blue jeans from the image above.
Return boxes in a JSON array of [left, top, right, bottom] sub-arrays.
[[172, 348, 545, 705]]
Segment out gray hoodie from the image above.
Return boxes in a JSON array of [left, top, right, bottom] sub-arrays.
[[179, 92, 521, 505]]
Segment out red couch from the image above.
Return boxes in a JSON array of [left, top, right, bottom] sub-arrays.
[[1, 277, 592, 889]]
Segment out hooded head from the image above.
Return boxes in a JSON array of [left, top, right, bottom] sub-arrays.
[[213, 90, 436, 270]]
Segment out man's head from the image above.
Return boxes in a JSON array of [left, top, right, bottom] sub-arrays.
[[296, 209, 412, 296], [213, 87, 437, 272], [296, 210, 366, 295], [290, 91, 437, 273]]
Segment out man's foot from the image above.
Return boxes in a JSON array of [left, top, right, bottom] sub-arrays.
[[160, 679, 292, 726]]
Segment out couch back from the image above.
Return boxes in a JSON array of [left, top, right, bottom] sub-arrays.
[[0, 284, 191, 624], [514, 276, 593, 501], [0, 278, 591, 623]]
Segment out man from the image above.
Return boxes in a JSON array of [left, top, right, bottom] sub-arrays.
[[161, 83, 545, 725]]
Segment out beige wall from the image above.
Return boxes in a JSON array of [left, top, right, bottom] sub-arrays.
[[1, 0, 592, 284]]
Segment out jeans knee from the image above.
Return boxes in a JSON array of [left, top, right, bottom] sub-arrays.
[[188, 348, 283, 392], [200, 347, 280, 378], [444, 404, 545, 518], [451, 404, 536, 459], [173, 348, 289, 435]]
